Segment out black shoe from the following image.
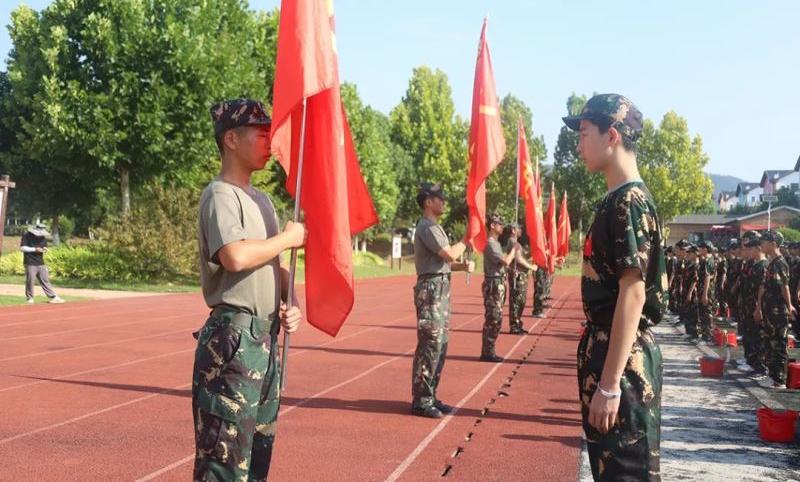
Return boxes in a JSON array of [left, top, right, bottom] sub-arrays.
[[434, 400, 454, 414], [510, 328, 526, 335], [533, 310, 544, 318], [480, 354, 503, 363], [411, 405, 443, 419]]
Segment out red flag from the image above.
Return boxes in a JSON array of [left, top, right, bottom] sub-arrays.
[[465, 18, 505, 252], [545, 183, 557, 273], [271, 0, 378, 337], [557, 190, 571, 258], [517, 121, 547, 268]]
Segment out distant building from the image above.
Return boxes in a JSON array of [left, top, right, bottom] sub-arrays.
[[716, 191, 738, 212], [666, 205, 800, 245], [759, 169, 798, 195], [735, 182, 763, 207]]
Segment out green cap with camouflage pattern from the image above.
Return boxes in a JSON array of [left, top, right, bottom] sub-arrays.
[[210, 98, 271, 136], [562, 93, 643, 140]]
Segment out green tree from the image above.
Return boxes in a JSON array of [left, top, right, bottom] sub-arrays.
[[340, 82, 400, 233], [551, 93, 605, 236], [389, 66, 467, 228], [485, 94, 546, 224], [638, 111, 714, 226], [2, 1, 280, 218]]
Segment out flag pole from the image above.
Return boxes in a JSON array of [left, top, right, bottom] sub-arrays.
[[514, 119, 521, 227], [281, 97, 308, 391]]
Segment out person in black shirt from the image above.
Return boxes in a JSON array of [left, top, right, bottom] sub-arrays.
[[20, 222, 64, 304]]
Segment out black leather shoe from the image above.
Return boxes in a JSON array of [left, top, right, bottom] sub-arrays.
[[434, 400, 454, 414], [532, 310, 544, 318], [510, 327, 526, 335], [411, 405, 443, 419], [479, 354, 503, 363]]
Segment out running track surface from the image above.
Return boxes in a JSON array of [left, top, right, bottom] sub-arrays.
[[0, 275, 584, 481]]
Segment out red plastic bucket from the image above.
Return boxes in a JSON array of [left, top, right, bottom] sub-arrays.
[[714, 331, 726, 346], [726, 332, 738, 347], [700, 356, 724, 377], [788, 363, 800, 389], [789, 339, 796, 349], [757, 407, 798, 443]]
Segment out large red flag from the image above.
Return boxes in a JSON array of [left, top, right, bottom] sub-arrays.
[[557, 190, 571, 258], [271, 0, 378, 337], [517, 121, 547, 268], [465, 18, 505, 252], [545, 183, 557, 273]]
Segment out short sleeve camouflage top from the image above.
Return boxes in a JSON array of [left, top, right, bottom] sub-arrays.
[[582, 181, 667, 327], [763, 255, 790, 314]]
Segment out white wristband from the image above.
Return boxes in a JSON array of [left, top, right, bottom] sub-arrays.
[[598, 386, 621, 399]]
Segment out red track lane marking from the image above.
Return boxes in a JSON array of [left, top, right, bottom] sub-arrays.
[[0, 294, 178, 319], [2, 313, 193, 342], [0, 303, 197, 329], [0, 327, 193, 363], [134, 312, 486, 481], [383, 287, 571, 482]]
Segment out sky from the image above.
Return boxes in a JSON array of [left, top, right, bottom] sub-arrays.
[[2, 0, 799, 183]]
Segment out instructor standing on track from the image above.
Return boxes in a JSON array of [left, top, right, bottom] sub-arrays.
[[192, 99, 307, 480], [411, 182, 474, 419], [564, 94, 667, 481]]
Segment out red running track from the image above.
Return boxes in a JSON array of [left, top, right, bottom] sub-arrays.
[[0, 275, 585, 481]]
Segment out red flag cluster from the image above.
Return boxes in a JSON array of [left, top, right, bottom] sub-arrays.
[[271, 0, 378, 337]]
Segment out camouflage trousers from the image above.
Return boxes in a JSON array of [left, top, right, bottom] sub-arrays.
[[682, 301, 699, 338], [698, 301, 713, 340], [412, 274, 451, 408], [532, 269, 545, 314], [508, 270, 529, 332], [578, 324, 662, 482], [192, 309, 281, 482], [764, 312, 790, 385], [741, 312, 767, 373], [667, 285, 678, 314], [481, 277, 507, 357]]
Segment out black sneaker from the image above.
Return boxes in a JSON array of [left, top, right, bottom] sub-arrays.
[[411, 405, 443, 419], [532, 310, 544, 318], [510, 328, 526, 335], [434, 400, 454, 414], [479, 354, 503, 363]]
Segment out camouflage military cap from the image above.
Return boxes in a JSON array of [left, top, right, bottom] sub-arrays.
[[210, 99, 271, 136], [698, 240, 715, 251], [742, 230, 761, 242], [744, 237, 761, 248], [727, 238, 740, 249], [760, 229, 784, 246], [562, 93, 643, 140], [687, 244, 699, 253], [416, 182, 446, 207]]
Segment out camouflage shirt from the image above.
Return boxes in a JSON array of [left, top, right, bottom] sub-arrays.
[[763, 255, 790, 314], [699, 255, 715, 295], [745, 258, 768, 311], [582, 181, 667, 327]]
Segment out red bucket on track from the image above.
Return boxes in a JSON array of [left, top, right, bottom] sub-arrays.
[[726, 332, 738, 347], [788, 363, 800, 389], [713, 330, 726, 347], [699, 356, 724, 377], [757, 407, 798, 443]]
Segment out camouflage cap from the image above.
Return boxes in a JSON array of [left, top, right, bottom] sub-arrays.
[[760, 229, 784, 246], [562, 93, 643, 140], [727, 238, 740, 249], [210, 99, 271, 136], [744, 237, 762, 248], [698, 240, 715, 251], [742, 230, 761, 242], [486, 212, 504, 228], [687, 244, 699, 253], [416, 182, 446, 207]]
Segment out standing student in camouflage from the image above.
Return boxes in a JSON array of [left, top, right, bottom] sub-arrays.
[[193, 99, 307, 481], [564, 94, 666, 481], [727, 241, 742, 324], [715, 247, 728, 318], [697, 241, 715, 342], [755, 230, 793, 389], [532, 265, 545, 317], [684, 246, 700, 340], [481, 212, 517, 362], [743, 234, 768, 375], [411, 183, 475, 418], [504, 224, 534, 334]]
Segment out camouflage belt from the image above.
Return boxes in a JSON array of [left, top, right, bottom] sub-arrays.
[[208, 306, 280, 338], [418, 273, 451, 281]]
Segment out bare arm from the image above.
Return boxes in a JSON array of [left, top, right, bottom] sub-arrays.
[[755, 284, 764, 322], [437, 241, 467, 263], [217, 221, 306, 273], [514, 247, 535, 271]]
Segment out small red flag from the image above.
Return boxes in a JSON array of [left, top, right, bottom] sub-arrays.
[[517, 121, 547, 268], [545, 183, 557, 273], [557, 190, 571, 258], [271, 0, 378, 336], [465, 18, 505, 252]]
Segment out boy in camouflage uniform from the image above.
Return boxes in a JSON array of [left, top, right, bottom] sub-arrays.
[[715, 246, 728, 318], [481, 212, 517, 362], [683, 246, 700, 340], [697, 241, 715, 342], [505, 224, 534, 334], [755, 230, 794, 389], [742, 233, 768, 375], [411, 183, 475, 418], [564, 94, 666, 481], [193, 99, 307, 480], [532, 266, 546, 317]]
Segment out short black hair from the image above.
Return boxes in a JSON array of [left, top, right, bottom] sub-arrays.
[[587, 116, 638, 154]]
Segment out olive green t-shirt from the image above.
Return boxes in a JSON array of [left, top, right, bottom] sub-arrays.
[[198, 178, 281, 318], [414, 217, 451, 275], [483, 237, 506, 277]]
